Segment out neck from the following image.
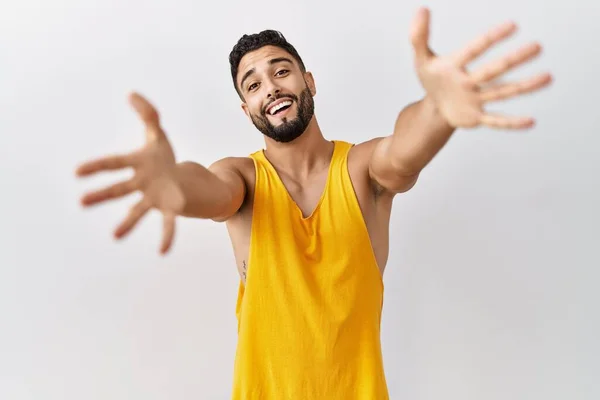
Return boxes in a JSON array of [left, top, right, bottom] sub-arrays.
[[263, 116, 333, 178]]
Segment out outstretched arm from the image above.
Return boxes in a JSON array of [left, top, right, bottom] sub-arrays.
[[369, 8, 553, 193], [76, 93, 246, 254], [175, 158, 246, 220]]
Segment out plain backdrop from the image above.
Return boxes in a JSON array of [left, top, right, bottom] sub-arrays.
[[1, 0, 598, 399]]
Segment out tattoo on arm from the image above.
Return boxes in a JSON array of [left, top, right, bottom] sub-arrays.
[[242, 260, 247, 281]]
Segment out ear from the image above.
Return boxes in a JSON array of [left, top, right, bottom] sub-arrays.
[[241, 103, 252, 121], [304, 71, 317, 96]]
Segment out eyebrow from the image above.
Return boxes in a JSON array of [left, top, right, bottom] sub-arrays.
[[239, 57, 294, 91]]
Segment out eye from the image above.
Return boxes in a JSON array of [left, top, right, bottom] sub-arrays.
[[248, 82, 259, 91], [275, 69, 289, 76]]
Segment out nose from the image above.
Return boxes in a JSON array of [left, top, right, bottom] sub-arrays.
[[264, 78, 281, 99], [267, 87, 280, 99]]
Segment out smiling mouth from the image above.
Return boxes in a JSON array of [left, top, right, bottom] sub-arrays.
[[267, 100, 293, 116]]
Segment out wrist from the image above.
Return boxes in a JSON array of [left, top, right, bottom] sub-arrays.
[[421, 95, 455, 129]]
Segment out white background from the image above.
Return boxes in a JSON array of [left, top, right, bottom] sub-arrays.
[[1, 0, 598, 399]]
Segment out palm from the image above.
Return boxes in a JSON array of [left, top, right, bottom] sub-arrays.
[[417, 57, 483, 127], [135, 138, 183, 211], [410, 8, 552, 129], [76, 93, 184, 254]]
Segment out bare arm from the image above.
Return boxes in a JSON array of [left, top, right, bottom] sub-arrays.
[[369, 97, 453, 193], [76, 93, 247, 253], [175, 158, 246, 221]]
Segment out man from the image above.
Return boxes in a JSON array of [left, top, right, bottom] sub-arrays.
[[76, 8, 552, 399]]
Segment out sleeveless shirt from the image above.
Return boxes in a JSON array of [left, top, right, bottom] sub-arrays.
[[231, 140, 388, 399]]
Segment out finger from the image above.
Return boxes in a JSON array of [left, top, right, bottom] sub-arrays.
[[160, 212, 176, 255], [76, 152, 139, 177], [479, 113, 535, 129], [410, 7, 434, 63], [479, 72, 553, 102], [129, 92, 160, 128], [80, 177, 140, 206], [471, 42, 543, 83], [114, 198, 152, 239], [128, 92, 165, 141], [452, 21, 518, 67]]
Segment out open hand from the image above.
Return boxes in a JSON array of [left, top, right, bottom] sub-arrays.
[[76, 93, 184, 254], [410, 7, 553, 129]]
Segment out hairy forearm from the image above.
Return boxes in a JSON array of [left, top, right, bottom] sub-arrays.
[[174, 161, 235, 219], [389, 96, 456, 175]]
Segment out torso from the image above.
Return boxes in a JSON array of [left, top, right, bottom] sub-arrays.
[[224, 138, 394, 284]]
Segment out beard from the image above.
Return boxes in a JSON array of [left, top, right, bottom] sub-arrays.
[[249, 85, 315, 143]]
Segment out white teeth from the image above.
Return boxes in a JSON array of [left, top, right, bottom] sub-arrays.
[[269, 100, 292, 115]]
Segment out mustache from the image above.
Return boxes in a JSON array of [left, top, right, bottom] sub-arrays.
[[263, 94, 298, 114]]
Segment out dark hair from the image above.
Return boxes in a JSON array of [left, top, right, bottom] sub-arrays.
[[229, 30, 306, 99]]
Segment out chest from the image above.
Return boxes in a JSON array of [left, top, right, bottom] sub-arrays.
[[276, 168, 330, 219], [226, 149, 391, 284]]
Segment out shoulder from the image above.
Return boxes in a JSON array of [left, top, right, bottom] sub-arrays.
[[206, 156, 257, 222], [208, 156, 256, 206], [347, 137, 386, 163], [209, 156, 255, 181], [346, 137, 388, 197]]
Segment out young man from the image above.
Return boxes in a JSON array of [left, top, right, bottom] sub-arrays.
[[76, 8, 552, 399]]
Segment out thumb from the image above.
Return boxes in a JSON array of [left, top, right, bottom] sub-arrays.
[[410, 7, 433, 63], [128, 92, 165, 141]]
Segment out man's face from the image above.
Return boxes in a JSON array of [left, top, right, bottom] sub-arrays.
[[237, 45, 316, 143]]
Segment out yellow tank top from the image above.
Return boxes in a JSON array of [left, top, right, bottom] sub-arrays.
[[231, 140, 388, 399]]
